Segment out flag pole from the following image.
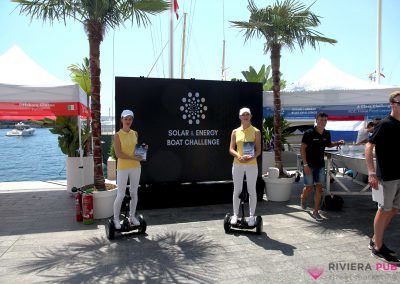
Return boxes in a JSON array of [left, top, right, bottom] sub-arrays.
[[169, 1, 174, 79], [180, 13, 187, 79]]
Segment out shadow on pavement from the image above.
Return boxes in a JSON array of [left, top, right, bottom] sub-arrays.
[[234, 231, 297, 256], [16, 231, 222, 283]]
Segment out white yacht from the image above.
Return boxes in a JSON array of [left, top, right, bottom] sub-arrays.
[[6, 122, 35, 136]]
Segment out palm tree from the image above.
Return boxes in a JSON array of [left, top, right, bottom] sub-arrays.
[[231, 0, 336, 175], [14, 0, 169, 190]]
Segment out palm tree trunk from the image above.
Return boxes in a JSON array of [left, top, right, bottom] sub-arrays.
[[271, 44, 283, 175], [87, 22, 106, 190]]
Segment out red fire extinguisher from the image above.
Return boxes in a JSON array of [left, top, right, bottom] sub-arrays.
[[74, 188, 83, 222], [82, 189, 94, 225]]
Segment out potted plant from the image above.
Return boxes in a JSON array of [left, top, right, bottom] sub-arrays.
[[261, 116, 296, 201]]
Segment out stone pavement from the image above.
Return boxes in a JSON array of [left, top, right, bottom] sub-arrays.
[[0, 178, 399, 283]]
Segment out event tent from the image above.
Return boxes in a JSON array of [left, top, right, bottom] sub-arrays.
[[0, 45, 90, 179], [263, 59, 399, 141], [0, 45, 89, 120]]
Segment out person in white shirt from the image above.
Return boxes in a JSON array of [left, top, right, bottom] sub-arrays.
[[356, 121, 375, 144]]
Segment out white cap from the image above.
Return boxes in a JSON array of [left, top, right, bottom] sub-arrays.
[[121, 109, 134, 118], [239, 107, 251, 116]]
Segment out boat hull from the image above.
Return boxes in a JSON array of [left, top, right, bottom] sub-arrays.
[[6, 128, 35, 136]]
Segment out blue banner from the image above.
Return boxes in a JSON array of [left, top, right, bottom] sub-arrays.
[[263, 103, 390, 120]]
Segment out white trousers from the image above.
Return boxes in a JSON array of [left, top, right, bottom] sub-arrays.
[[113, 167, 141, 220], [232, 164, 258, 216]]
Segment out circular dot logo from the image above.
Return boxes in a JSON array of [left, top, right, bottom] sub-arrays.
[[180, 92, 207, 125]]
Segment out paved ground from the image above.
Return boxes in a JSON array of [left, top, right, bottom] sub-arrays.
[[0, 178, 399, 283]]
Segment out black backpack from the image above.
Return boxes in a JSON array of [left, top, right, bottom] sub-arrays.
[[322, 195, 344, 211]]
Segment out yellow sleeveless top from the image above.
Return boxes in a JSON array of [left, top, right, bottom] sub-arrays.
[[116, 129, 141, 170], [233, 125, 258, 165]]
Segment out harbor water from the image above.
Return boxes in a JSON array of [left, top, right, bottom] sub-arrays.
[[0, 128, 66, 182]]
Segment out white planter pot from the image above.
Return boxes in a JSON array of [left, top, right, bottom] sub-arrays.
[[66, 156, 94, 193], [93, 188, 117, 219], [107, 157, 117, 180], [263, 176, 295, 202]]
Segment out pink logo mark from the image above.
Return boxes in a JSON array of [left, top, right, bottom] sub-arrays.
[[307, 267, 324, 280]]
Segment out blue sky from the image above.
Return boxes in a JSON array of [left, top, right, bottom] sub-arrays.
[[1, 0, 399, 115]]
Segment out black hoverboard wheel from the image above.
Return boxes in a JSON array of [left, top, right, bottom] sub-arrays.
[[224, 213, 231, 233], [138, 214, 147, 234], [106, 219, 115, 240], [256, 216, 263, 235]]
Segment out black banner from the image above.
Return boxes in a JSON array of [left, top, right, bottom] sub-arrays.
[[115, 77, 262, 183]]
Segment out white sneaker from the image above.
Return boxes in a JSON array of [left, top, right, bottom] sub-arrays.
[[114, 218, 121, 229], [230, 215, 238, 225], [248, 216, 255, 226], [130, 216, 140, 226]]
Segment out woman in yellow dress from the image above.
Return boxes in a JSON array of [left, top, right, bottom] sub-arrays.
[[113, 109, 145, 229], [229, 107, 261, 226]]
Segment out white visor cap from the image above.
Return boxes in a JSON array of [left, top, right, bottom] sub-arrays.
[[121, 109, 134, 118], [239, 107, 251, 116]]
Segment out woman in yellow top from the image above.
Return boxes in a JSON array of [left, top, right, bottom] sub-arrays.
[[113, 109, 145, 229], [229, 107, 261, 226]]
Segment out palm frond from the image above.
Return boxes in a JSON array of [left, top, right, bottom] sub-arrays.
[[14, 0, 168, 30], [232, 0, 336, 52], [122, 0, 169, 27], [68, 57, 91, 94], [12, 0, 80, 24]]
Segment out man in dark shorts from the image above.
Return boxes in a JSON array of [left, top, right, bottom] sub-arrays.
[[366, 91, 400, 264], [300, 112, 344, 221]]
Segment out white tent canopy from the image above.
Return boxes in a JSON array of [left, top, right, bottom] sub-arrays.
[[0, 45, 67, 86], [0, 45, 89, 120], [283, 58, 392, 92], [263, 59, 398, 123]]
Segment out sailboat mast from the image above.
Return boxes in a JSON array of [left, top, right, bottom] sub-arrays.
[[376, 0, 382, 83], [221, 40, 226, 81], [180, 13, 187, 79]]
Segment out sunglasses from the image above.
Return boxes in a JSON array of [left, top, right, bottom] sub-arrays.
[[392, 100, 400, 105]]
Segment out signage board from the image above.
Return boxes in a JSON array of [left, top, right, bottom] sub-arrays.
[[115, 77, 263, 184]]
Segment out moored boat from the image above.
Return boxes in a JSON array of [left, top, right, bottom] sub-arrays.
[[6, 122, 35, 136]]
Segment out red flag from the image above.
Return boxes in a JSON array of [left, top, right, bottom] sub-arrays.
[[174, 0, 179, 19]]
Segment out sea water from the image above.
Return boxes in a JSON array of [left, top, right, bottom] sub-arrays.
[[0, 128, 66, 182]]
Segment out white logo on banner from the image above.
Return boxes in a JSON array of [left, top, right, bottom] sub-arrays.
[[180, 92, 207, 125]]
